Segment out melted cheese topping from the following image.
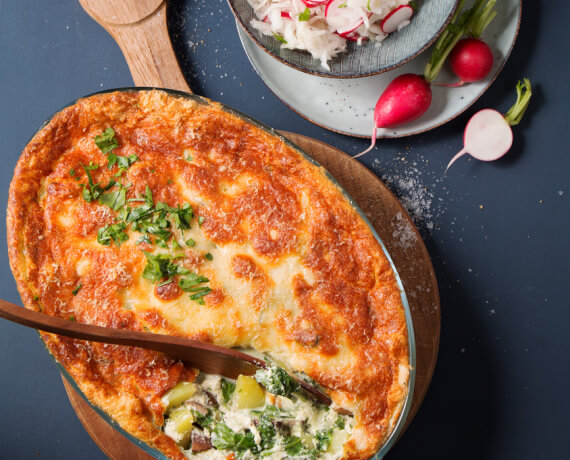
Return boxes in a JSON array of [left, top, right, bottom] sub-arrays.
[[7, 90, 409, 459]]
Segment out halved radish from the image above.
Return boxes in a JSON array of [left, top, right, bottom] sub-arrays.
[[445, 79, 532, 172], [326, 0, 369, 36], [380, 5, 414, 34]]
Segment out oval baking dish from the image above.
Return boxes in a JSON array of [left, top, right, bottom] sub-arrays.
[[8, 87, 416, 460]]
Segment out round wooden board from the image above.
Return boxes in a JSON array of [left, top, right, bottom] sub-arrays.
[[63, 132, 440, 459]]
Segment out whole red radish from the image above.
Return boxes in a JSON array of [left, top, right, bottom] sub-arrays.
[[354, 74, 431, 158], [436, 0, 498, 86], [355, 0, 498, 158], [374, 74, 432, 128], [448, 38, 494, 84]]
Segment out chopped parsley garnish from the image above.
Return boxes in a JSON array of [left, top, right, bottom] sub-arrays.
[[69, 168, 76, 177], [204, 252, 213, 261], [178, 273, 209, 290], [186, 238, 195, 247], [136, 234, 152, 245], [221, 378, 236, 403], [255, 365, 300, 398], [94, 127, 119, 154], [299, 7, 311, 21], [109, 152, 138, 170], [97, 222, 129, 247], [81, 163, 104, 202], [186, 153, 193, 161], [93, 127, 138, 170], [68, 315, 76, 322], [72, 284, 82, 296], [168, 203, 194, 230], [198, 216, 205, 227], [142, 252, 189, 283], [99, 185, 126, 211], [179, 272, 212, 305]]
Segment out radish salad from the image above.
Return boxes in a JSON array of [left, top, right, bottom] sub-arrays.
[[247, 0, 415, 70]]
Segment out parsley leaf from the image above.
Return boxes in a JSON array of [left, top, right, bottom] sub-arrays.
[[72, 284, 82, 295], [142, 252, 189, 283], [81, 164, 103, 202], [179, 273, 210, 291], [99, 186, 126, 211], [94, 127, 119, 155], [255, 365, 300, 398], [221, 378, 236, 403], [97, 222, 129, 246], [299, 7, 311, 21], [169, 203, 194, 230]]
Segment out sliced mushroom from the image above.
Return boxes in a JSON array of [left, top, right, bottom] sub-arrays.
[[191, 431, 212, 453]]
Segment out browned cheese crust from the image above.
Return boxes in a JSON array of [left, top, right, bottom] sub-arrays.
[[7, 90, 409, 459]]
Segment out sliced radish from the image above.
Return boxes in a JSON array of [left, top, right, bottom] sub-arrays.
[[339, 31, 367, 42], [380, 5, 414, 34], [301, 0, 329, 6], [326, 0, 368, 36]]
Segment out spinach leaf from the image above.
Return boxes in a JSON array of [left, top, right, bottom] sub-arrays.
[[211, 423, 257, 454], [255, 365, 299, 398], [221, 378, 236, 403]]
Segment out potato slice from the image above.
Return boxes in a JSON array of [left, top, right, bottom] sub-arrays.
[[168, 406, 194, 447], [163, 382, 197, 411], [235, 375, 265, 409]]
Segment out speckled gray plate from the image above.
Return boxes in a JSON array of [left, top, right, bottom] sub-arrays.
[[227, 0, 458, 78], [237, 0, 522, 138]]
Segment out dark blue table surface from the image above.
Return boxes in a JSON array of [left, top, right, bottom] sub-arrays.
[[1, 1, 568, 459]]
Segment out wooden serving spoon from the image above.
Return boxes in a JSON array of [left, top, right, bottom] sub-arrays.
[[79, 0, 191, 93], [0, 298, 331, 405]]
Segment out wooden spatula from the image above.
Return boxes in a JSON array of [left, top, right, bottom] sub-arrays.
[[79, 0, 191, 92], [0, 298, 331, 405]]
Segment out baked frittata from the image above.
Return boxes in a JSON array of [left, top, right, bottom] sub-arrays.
[[7, 90, 410, 459]]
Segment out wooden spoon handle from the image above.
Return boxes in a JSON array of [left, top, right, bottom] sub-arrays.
[[0, 298, 331, 404], [0, 298, 259, 377], [81, 1, 191, 93]]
